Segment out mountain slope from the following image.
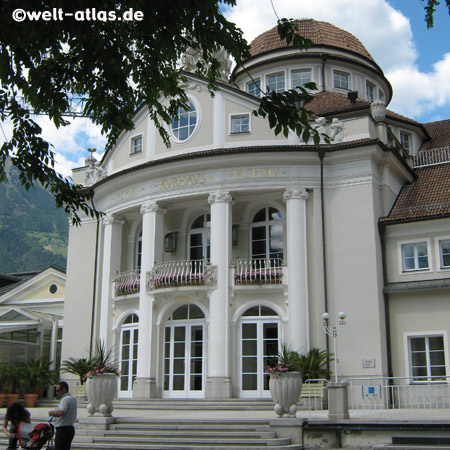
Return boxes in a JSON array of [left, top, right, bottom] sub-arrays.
[[0, 161, 68, 272]]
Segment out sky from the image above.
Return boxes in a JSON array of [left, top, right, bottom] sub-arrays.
[[1, 0, 450, 179]]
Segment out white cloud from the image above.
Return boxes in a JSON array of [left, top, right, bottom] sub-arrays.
[[225, 0, 450, 121], [0, 116, 106, 179]]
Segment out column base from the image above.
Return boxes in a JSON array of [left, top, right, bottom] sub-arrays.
[[132, 377, 157, 399], [205, 377, 232, 399], [327, 383, 349, 421]]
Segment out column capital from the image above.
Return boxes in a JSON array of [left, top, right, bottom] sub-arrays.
[[140, 201, 166, 215], [208, 191, 233, 204], [283, 187, 309, 201], [103, 215, 124, 227]]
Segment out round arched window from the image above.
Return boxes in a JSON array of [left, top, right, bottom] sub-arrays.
[[171, 101, 197, 141]]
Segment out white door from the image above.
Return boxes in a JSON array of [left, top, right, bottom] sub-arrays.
[[239, 306, 280, 398], [163, 305, 205, 398]]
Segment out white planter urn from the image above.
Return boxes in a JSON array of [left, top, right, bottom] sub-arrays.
[[269, 372, 302, 417], [85, 373, 118, 416]]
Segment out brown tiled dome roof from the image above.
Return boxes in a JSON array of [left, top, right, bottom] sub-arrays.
[[249, 19, 374, 62]]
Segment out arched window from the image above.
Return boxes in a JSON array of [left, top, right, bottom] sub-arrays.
[[251, 207, 284, 261], [119, 314, 139, 397], [189, 214, 210, 261]]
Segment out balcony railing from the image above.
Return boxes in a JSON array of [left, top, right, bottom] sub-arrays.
[[114, 269, 140, 297], [148, 260, 209, 290], [234, 258, 283, 285]]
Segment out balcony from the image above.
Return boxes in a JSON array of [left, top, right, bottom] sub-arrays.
[[233, 258, 283, 285], [147, 260, 213, 290], [114, 269, 140, 297]]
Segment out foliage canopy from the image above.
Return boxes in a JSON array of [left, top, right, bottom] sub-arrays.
[[0, 2, 323, 224]]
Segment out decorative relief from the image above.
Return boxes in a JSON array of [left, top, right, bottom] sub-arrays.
[[84, 148, 106, 186], [180, 44, 232, 81], [304, 117, 347, 144], [204, 264, 217, 286], [283, 187, 309, 201], [140, 201, 166, 215], [208, 191, 233, 204]]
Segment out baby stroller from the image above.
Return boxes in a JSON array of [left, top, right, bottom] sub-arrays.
[[17, 421, 54, 449]]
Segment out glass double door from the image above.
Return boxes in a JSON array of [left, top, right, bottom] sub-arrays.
[[240, 320, 280, 398], [163, 321, 205, 398]]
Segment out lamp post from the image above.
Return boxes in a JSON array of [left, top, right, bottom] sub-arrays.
[[322, 311, 346, 384]]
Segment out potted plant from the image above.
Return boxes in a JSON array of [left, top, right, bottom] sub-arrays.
[[265, 344, 303, 417], [295, 347, 334, 381], [84, 340, 120, 416], [3, 366, 21, 406], [20, 359, 58, 407], [61, 357, 94, 398], [0, 365, 6, 407]]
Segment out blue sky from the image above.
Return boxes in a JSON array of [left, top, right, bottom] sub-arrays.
[[2, 0, 450, 177]]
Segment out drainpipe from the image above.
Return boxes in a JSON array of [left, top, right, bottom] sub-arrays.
[[378, 221, 394, 382], [89, 215, 101, 359], [321, 54, 328, 92], [319, 149, 331, 369]]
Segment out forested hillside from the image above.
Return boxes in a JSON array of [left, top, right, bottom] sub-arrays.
[[0, 161, 68, 272]]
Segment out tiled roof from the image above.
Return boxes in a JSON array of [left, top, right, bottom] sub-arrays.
[[249, 19, 374, 62], [305, 91, 370, 117], [382, 163, 450, 223], [421, 119, 450, 150]]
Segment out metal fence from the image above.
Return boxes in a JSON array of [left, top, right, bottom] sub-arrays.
[[344, 376, 450, 418]]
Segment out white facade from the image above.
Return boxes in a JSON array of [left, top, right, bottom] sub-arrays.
[[63, 19, 450, 399]]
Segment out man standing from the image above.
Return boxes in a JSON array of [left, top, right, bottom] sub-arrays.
[[49, 381, 77, 450]]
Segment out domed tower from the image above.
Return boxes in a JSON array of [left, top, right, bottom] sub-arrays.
[[231, 19, 392, 105]]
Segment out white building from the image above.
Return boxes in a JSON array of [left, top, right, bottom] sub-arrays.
[[63, 19, 450, 400], [0, 266, 65, 369]]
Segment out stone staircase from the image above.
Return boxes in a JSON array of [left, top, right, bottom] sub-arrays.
[[72, 417, 303, 449]]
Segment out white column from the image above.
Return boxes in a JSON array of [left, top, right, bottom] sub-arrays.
[[213, 92, 225, 149], [133, 201, 165, 398], [283, 187, 309, 352], [206, 191, 233, 398], [99, 215, 123, 347]]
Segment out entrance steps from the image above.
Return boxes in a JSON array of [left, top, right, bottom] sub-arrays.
[[72, 418, 303, 449], [37, 397, 276, 410]]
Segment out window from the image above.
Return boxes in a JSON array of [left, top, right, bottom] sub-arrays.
[[130, 135, 143, 154], [171, 101, 197, 141], [409, 335, 447, 383], [251, 207, 284, 261], [266, 73, 285, 93], [248, 79, 261, 97], [402, 242, 429, 271], [292, 69, 311, 89], [400, 131, 412, 153], [440, 241, 450, 268], [119, 314, 139, 396], [230, 115, 250, 134], [333, 70, 350, 90], [189, 214, 210, 261], [136, 231, 142, 270], [366, 81, 375, 101]]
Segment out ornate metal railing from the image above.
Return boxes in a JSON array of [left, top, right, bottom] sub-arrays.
[[114, 269, 140, 297], [147, 260, 216, 290], [234, 258, 283, 285]]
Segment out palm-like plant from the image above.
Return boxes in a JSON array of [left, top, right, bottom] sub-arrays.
[[61, 357, 93, 385], [294, 348, 334, 381]]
